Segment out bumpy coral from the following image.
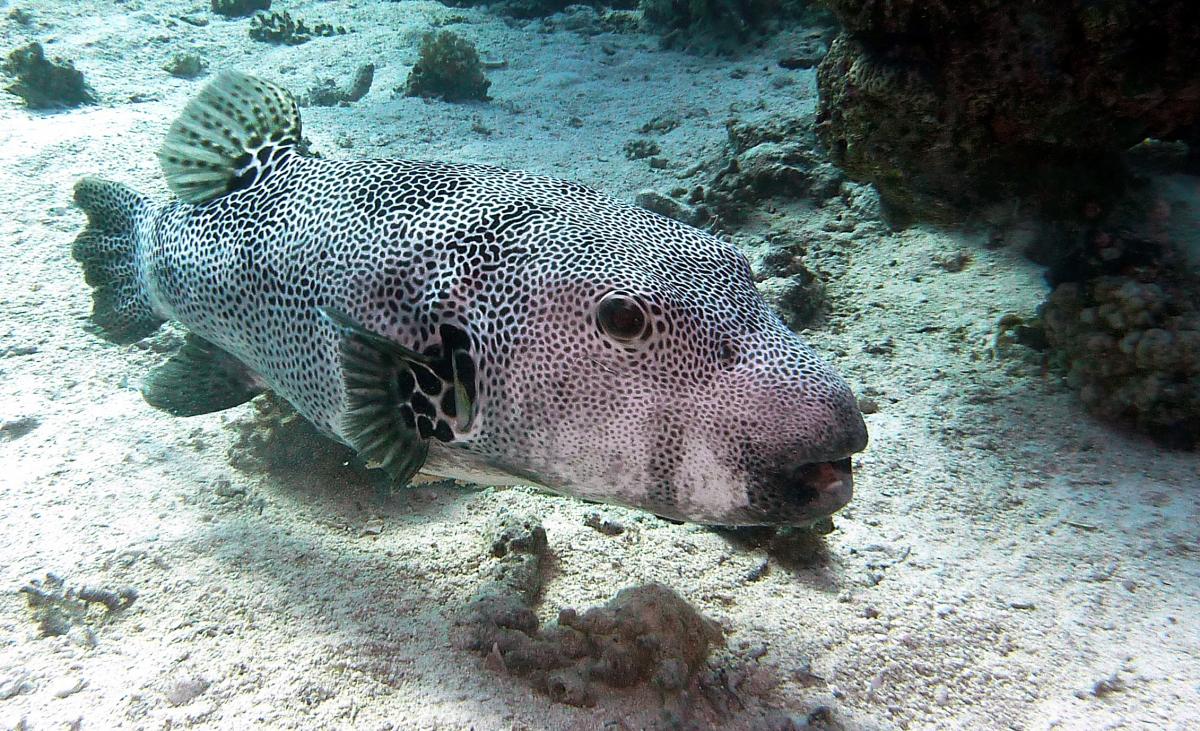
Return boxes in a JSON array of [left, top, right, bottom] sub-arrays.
[[2, 42, 95, 109], [404, 32, 490, 103], [1041, 275, 1200, 448], [816, 0, 1200, 222]]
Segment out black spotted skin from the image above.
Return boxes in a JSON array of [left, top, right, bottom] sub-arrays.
[[140, 150, 868, 525]]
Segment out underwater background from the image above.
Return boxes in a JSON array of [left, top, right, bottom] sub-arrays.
[[0, 1, 1198, 729]]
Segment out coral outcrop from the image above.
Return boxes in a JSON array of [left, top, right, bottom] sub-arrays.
[[404, 32, 491, 102], [1035, 185, 1200, 448]]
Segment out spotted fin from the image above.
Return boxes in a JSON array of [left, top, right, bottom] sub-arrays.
[[319, 307, 479, 488], [158, 71, 301, 205], [142, 334, 265, 416]]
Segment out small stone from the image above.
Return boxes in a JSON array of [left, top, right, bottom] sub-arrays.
[[857, 397, 879, 414], [49, 677, 85, 698], [1091, 674, 1123, 697], [935, 604, 955, 617], [0, 673, 32, 700], [0, 415, 40, 440], [165, 677, 210, 706], [934, 686, 949, 705], [163, 52, 207, 79], [583, 513, 624, 536], [213, 479, 246, 498]]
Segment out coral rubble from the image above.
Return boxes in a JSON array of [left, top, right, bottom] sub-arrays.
[[248, 11, 346, 45], [455, 516, 723, 707]]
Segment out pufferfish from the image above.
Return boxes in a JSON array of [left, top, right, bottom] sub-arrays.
[[72, 71, 867, 526]]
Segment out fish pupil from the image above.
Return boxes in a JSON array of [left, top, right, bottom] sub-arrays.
[[598, 293, 647, 342]]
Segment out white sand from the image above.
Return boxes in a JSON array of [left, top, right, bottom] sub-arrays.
[[0, 2, 1197, 729]]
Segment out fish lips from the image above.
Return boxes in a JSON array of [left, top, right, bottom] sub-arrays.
[[787, 456, 855, 522]]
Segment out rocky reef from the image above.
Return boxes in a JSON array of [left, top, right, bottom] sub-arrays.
[[210, 0, 270, 18], [639, 0, 831, 51], [815, 0, 1200, 222]]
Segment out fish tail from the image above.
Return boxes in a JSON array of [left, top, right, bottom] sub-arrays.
[[72, 177, 164, 344]]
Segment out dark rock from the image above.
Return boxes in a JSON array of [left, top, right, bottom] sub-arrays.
[[2, 43, 95, 109], [0, 415, 40, 441], [303, 63, 375, 107], [211, 0, 270, 18]]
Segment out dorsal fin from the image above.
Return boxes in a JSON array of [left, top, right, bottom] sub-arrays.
[[158, 71, 302, 205]]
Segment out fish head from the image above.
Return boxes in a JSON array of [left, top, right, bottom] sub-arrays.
[[467, 207, 868, 527]]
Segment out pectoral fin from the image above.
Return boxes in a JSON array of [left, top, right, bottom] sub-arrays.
[[320, 307, 429, 487], [142, 334, 264, 416], [319, 307, 480, 489]]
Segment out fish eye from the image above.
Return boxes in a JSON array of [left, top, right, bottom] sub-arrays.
[[596, 291, 649, 342]]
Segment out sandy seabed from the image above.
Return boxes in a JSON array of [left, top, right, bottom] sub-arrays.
[[0, 2, 1197, 729]]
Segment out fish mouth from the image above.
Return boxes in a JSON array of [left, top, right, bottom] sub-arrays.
[[791, 456, 854, 520]]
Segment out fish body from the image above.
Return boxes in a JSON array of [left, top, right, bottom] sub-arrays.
[[73, 72, 867, 526]]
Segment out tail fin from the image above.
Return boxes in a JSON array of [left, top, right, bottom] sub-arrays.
[[72, 177, 164, 344]]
